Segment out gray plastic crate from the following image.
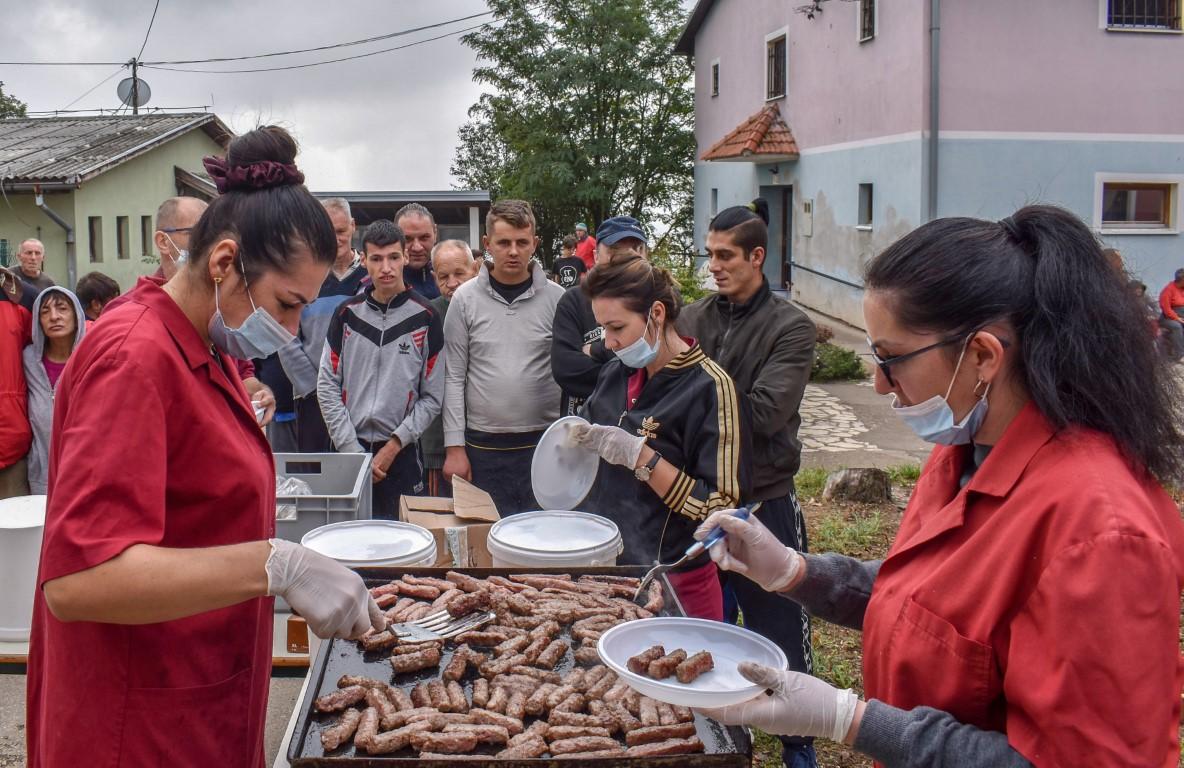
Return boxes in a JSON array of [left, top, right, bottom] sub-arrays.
[[273, 452, 373, 544]]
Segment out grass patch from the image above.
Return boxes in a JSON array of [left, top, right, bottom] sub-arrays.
[[813, 508, 889, 560], [794, 468, 829, 501], [885, 463, 920, 485]]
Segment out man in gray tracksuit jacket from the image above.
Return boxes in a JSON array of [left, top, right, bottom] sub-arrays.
[[318, 220, 444, 519]]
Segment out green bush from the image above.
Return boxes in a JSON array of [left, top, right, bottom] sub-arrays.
[[811, 342, 867, 382]]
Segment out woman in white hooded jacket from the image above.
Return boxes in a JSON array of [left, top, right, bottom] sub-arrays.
[[23, 286, 86, 494]]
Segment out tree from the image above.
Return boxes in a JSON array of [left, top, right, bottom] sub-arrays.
[[0, 82, 28, 119], [452, 0, 695, 263]]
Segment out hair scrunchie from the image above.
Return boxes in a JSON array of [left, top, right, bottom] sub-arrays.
[[202, 155, 305, 194]]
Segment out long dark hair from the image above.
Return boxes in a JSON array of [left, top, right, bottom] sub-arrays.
[[189, 125, 335, 280], [865, 204, 1184, 482]]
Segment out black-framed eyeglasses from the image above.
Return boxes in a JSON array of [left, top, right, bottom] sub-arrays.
[[867, 334, 966, 388], [159, 227, 192, 234]]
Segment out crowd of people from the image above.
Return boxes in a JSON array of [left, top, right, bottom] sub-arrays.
[[6, 124, 1184, 768]]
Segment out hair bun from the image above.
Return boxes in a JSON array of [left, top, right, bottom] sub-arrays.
[[750, 198, 770, 225], [202, 156, 305, 193]]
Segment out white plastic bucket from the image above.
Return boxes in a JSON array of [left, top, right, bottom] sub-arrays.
[[301, 519, 436, 568], [0, 495, 47, 642], [488, 510, 623, 568]]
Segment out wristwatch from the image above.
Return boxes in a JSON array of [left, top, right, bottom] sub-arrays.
[[634, 450, 662, 482]]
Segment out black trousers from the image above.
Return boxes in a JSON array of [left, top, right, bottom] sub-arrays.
[[723, 491, 814, 754], [464, 429, 545, 515], [295, 394, 333, 454], [360, 439, 425, 520]]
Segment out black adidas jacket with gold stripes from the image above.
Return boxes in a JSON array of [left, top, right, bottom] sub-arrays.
[[578, 343, 751, 570]]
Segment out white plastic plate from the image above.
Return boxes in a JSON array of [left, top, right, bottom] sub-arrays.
[[531, 415, 599, 510], [597, 617, 788, 708]]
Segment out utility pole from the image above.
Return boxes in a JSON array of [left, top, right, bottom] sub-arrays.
[[130, 58, 140, 115]]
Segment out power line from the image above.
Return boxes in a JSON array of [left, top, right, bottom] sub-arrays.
[[143, 11, 493, 65], [136, 0, 161, 60], [58, 65, 128, 111], [0, 10, 494, 67], [141, 20, 496, 74]]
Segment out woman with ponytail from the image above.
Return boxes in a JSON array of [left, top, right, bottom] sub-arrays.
[[27, 126, 385, 767], [692, 205, 1184, 766], [570, 252, 750, 620]]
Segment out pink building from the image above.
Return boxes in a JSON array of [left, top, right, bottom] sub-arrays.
[[677, 0, 1184, 327]]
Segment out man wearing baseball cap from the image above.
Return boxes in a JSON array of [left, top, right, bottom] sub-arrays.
[[573, 222, 597, 270], [550, 216, 648, 416]]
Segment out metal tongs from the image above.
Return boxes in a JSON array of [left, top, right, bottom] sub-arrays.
[[389, 608, 496, 644], [634, 502, 763, 601]]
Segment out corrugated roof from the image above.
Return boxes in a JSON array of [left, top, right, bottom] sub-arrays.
[[0, 113, 232, 186], [701, 103, 800, 162]]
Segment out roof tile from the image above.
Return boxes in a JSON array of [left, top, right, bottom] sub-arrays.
[[701, 103, 800, 162]]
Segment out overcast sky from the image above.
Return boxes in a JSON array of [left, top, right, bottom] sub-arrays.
[[1, 0, 495, 191]]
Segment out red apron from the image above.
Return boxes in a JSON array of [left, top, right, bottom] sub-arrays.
[[26, 278, 276, 767], [861, 403, 1184, 766]]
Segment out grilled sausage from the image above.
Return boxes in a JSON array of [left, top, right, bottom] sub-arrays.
[[391, 640, 444, 657], [381, 706, 437, 730], [445, 570, 487, 592], [456, 630, 511, 647], [643, 579, 665, 613], [427, 679, 450, 711], [605, 701, 643, 733], [359, 628, 400, 651], [335, 675, 386, 691], [447, 680, 469, 713], [364, 687, 398, 724], [639, 696, 660, 727], [547, 710, 618, 732], [467, 708, 525, 735], [353, 707, 379, 751], [471, 678, 490, 709], [657, 701, 678, 726], [495, 736, 548, 758], [314, 685, 366, 712], [627, 645, 666, 675], [391, 645, 442, 674], [410, 682, 432, 709], [554, 748, 627, 758], [443, 647, 472, 682], [552, 692, 587, 714], [528, 620, 562, 641], [524, 683, 558, 716], [319, 708, 362, 751], [409, 730, 480, 754], [545, 725, 612, 741], [574, 645, 603, 665], [672, 704, 695, 723], [675, 650, 714, 683], [646, 649, 687, 679], [446, 589, 492, 618], [493, 634, 530, 657], [625, 722, 698, 746], [403, 575, 457, 591], [397, 583, 441, 600], [508, 665, 562, 684], [443, 723, 511, 744], [486, 685, 509, 714], [364, 721, 434, 755], [505, 690, 528, 721], [625, 735, 705, 756], [585, 670, 618, 700], [534, 638, 569, 669], [549, 736, 623, 755]]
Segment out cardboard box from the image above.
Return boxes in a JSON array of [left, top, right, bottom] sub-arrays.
[[399, 477, 501, 567]]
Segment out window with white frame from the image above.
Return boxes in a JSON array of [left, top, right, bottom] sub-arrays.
[[858, 0, 877, 42], [857, 184, 874, 228], [765, 29, 787, 100], [1105, 0, 1182, 30], [1094, 174, 1181, 233], [710, 59, 720, 97]]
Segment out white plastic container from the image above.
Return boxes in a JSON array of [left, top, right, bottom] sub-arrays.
[[487, 510, 623, 568], [0, 495, 47, 642], [300, 519, 436, 568]]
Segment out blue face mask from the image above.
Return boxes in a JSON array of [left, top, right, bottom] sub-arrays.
[[615, 313, 661, 368], [891, 340, 989, 445], [207, 269, 295, 360]]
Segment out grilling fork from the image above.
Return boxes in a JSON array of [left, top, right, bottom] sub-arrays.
[[633, 502, 762, 602], [389, 608, 497, 644]]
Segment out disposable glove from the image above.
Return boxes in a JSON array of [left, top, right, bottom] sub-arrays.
[[693, 509, 802, 592], [695, 662, 859, 742], [265, 538, 386, 639], [568, 421, 646, 469]]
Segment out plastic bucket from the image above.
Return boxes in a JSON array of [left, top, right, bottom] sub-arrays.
[[488, 510, 623, 568], [301, 519, 436, 568], [0, 495, 47, 642]]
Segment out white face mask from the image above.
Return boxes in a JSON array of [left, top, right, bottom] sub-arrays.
[[891, 340, 990, 445], [162, 232, 189, 266], [207, 265, 295, 360], [615, 313, 661, 368]]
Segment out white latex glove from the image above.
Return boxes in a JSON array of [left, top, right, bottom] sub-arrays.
[[265, 539, 386, 639], [569, 421, 646, 469], [693, 509, 802, 592], [695, 662, 859, 742]]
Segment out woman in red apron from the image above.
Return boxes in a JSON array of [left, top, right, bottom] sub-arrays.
[[693, 205, 1184, 767], [26, 126, 384, 768]]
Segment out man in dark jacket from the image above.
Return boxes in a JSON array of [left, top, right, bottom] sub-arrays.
[[678, 200, 818, 768], [550, 216, 648, 416]]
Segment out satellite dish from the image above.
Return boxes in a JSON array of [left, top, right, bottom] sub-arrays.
[[116, 77, 152, 108]]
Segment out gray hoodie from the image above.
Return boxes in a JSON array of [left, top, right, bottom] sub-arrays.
[[22, 286, 86, 494]]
